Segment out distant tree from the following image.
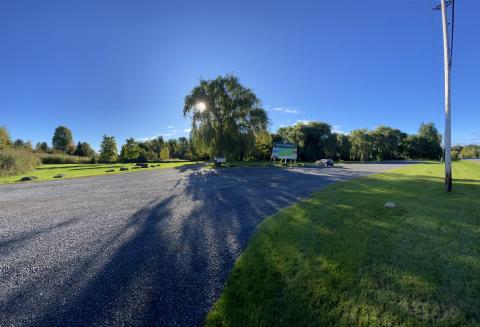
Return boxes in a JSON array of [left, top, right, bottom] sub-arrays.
[[183, 75, 268, 160], [397, 132, 410, 159], [271, 133, 284, 144], [335, 134, 351, 161], [137, 141, 149, 152], [460, 145, 480, 158], [188, 133, 209, 162], [253, 130, 273, 160], [147, 137, 165, 158], [404, 135, 421, 159], [99, 135, 118, 163], [35, 142, 50, 153], [138, 149, 158, 162], [173, 137, 190, 159], [25, 141, 33, 151], [74, 142, 95, 157], [159, 145, 170, 160], [74, 142, 82, 156], [419, 122, 442, 159], [12, 139, 33, 151], [66, 142, 76, 155], [452, 145, 463, 153], [451, 149, 460, 160], [67, 143, 76, 155], [237, 108, 268, 161], [324, 133, 340, 160], [370, 126, 406, 160], [349, 129, 374, 161], [405, 123, 442, 159], [188, 135, 198, 162], [0, 126, 11, 148], [13, 139, 25, 148], [52, 126, 74, 152], [278, 121, 333, 161], [167, 139, 178, 158], [120, 138, 141, 162]]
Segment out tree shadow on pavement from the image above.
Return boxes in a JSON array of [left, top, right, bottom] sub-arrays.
[[0, 217, 80, 255], [1, 166, 393, 326]]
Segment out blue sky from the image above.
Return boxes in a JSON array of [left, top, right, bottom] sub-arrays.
[[0, 0, 478, 150]]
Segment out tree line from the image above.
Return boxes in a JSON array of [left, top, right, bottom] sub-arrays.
[[278, 122, 443, 161], [183, 75, 444, 162], [451, 144, 480, 160], [2, 74, 466, 170], [0, 126, 196, 165], [1, 118, 446, 168]]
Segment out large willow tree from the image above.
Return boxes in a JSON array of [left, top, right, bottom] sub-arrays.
[[183, 75, 268, 160]]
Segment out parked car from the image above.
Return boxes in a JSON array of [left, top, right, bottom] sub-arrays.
[[315, 159, 334, 167], [322, 159, 334, 166]]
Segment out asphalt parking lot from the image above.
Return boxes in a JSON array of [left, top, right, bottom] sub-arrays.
[[0, 163, 413, 326]]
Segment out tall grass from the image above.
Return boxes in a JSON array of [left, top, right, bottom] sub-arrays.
[[0, 148, 40, 176], [38, 153, 92, 164]]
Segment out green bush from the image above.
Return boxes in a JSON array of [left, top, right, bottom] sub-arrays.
[[38, 153, 91, 164], [0, 148, 40, 176], [138, 149, 158, 163]]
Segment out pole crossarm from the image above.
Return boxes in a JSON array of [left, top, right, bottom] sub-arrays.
[[431, 0, 453, 11]]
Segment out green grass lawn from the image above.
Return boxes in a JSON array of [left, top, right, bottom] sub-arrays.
[[0, 161, 197, 184], [206, 161, 480, 326]]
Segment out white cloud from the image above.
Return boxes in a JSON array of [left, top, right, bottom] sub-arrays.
[[278, 121, 298, 128], [332, 125, 347, 134], [184, 128, 192, 133], [167, 125, 174, 129], [137, 136, 156, 141], [276, 120, 309, 128], [296, 119, 311, 124], [272, 107, 299, 114], [138, 130, 177, 141]]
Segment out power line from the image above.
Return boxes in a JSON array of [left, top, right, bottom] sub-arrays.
[[432, 0, 455, 69], [432, 0, 453, 11], [449, 0, 455, 68]]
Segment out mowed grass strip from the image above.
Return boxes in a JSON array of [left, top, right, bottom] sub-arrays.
[[0, 161, 197, 184], [206, 161, 480, 326]]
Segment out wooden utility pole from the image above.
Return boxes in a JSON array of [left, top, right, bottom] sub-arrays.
[[437, 0, 453, 191]]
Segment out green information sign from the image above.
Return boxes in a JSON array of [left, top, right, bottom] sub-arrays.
[[272, 143, 297, 160]]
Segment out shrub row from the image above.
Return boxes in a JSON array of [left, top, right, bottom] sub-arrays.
[[0, 148, 41, 176], [38, 153, 92, 164]]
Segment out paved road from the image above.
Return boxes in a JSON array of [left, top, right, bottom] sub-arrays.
[[0, 163, 412, 326]]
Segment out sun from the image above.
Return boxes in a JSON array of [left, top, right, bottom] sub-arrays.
[[196, 102, 206, 112]]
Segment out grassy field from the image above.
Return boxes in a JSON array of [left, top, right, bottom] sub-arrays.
[[0, 162, 197, 184], [206, 161, 480, 326]]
